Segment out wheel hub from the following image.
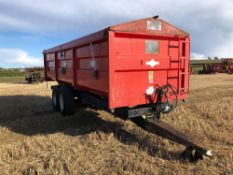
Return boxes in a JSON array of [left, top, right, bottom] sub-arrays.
[[59, 94, 64, 111]]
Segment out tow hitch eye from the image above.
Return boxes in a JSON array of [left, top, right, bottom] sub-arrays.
[[159, 103, 174, 114], [163, 104, 172, 113]]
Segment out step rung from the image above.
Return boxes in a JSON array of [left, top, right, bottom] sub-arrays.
[[169, 45, 179, 48], [180, 88, 189, 91], [180, 72, 188, 75], [168, 77, 179, 79], [170, 60, 180, 63]]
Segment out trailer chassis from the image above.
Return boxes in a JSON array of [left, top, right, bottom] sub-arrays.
[[52, 84, 213, 161]]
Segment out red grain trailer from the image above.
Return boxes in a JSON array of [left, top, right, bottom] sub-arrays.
[[43, 16, 212, 160], [44, 16, 189, 117]]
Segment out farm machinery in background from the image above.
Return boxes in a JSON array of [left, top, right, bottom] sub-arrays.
[[25, 67, 45, 83], [191, 59, 233, 74]]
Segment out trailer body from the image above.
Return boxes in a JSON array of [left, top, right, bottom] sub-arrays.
[[44, 17, 190, 115], [43, 17, 213, 160]]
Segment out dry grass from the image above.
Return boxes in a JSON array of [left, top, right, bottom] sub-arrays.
[[0, 74, 232, 175]]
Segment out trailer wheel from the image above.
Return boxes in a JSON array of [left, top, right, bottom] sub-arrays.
[[59, 86, 75, 116], [27, 77, 32, 84], [52, 86, 60, 111]]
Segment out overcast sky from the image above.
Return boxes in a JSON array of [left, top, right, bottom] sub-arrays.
[[0, 0, 233, 67]]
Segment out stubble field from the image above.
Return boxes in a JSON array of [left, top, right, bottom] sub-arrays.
[[0, 74, 232, 175]]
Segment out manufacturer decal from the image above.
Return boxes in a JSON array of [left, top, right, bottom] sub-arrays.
[[148, 71, 154, 84], [145, 58, 160, 68]]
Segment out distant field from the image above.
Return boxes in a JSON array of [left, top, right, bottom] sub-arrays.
[[190, 60, 220, 74], [0, 76, 24, 83], [0, 74, 232, 174], [0, 69, 24, 77], [190, 60, 222, 65], [0, 69, 25, 83]]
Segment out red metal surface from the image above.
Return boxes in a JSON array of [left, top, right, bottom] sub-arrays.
[[43, 17, 190, 110]]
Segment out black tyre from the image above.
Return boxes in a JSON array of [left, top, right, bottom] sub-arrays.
[[52, 86, 60, 111], [27, 77, 32, 84], [59, 86, 75, 116]]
